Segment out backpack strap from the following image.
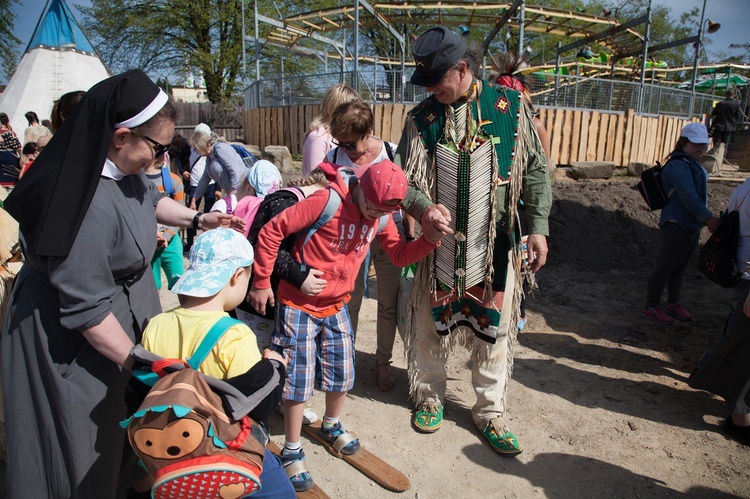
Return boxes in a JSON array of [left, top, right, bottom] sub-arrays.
[[377, 214, 389, 234], [186, 316, 245, 370], [298, 189, 342, 272], [160, 167, 174, 196], [277, 186, 305, 201], [385, 142, 395, 161]]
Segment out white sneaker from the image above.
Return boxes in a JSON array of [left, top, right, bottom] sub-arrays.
[[276, 401, 319, 425], [302, 407, 319, 425]]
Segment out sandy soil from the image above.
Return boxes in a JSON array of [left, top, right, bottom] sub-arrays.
[[243, 174, 749, 498], [4, 173, 746, 498]]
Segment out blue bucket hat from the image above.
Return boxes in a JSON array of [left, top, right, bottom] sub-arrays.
[[171, 228, 254, 297], [247, 159, 282, 198]]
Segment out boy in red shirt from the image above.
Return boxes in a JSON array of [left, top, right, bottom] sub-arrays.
[[249, 160, 441, 491]]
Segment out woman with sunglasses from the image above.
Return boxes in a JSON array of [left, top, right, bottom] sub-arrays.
[[2, 70, 244, 498], [188, 130, 249, 211], [324, 100, 406, 392]]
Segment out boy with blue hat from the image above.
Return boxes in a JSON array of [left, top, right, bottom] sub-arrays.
[[139, 227, 295, 498], [142, 227, 279, 378]]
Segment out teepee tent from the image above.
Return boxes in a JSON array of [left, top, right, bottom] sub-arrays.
[[0, 0, 110, 134]]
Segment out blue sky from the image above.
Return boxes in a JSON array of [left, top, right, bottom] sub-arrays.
[[665, 0, 748, 59], [6, 0, 748, 85]]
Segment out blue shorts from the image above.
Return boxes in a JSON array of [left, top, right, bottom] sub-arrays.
[[272, 302, 355, 402]]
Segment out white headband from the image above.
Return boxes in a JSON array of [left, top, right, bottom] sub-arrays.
[[114, 88, 169, 128]]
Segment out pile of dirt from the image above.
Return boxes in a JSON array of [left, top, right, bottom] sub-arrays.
[[546, 178, 737, 273]]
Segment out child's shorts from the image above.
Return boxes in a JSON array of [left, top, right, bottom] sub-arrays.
[[273, 302, 355, 402]]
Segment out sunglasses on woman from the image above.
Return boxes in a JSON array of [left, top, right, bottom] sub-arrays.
[[131, 130, 170, 157], [332, 135, 366, 151]]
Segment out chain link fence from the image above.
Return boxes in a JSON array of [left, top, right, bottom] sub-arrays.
[[528, 73, 716, 117], [244, 69, 718, 118]]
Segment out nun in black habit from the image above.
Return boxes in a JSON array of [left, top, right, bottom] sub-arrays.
[[1, 70, 245, 498]]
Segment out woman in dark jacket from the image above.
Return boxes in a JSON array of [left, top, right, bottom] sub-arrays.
[[2, 70, 243, 498], [643, 123, 720, 324]]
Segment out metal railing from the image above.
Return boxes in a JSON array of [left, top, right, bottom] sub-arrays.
[[244, 69, 718, 118]]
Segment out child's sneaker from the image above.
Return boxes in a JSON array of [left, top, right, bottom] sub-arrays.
[[280, 447, 314, 491], [641, 306, 674, 325], [320, 421, 360, 455], [664, 303, 692, 321], [276, 401, 319, 425], [302, 407, 319, 424]]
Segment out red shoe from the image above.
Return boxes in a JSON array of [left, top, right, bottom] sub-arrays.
[[641, 306, 674, 325], [665, 303, 692, 321]]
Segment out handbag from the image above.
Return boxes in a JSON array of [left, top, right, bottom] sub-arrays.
[[697, 210, 743, 288]]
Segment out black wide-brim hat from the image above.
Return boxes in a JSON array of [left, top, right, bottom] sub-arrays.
[[411, 26, 468, 87]]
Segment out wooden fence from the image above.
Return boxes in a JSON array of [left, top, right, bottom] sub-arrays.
[[244, 105, 698, 166]]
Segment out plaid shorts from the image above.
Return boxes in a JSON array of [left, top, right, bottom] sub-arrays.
[[272, 302, 355, 402]]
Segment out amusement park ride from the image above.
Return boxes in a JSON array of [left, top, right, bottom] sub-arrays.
[[245, 0, 748, 93]]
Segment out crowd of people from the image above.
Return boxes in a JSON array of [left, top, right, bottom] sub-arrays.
[[0, 23, 747, 499]]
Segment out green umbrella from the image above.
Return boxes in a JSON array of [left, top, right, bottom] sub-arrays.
[[678, 73, 750, 91]]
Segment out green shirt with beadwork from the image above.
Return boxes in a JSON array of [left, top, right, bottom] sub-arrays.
[[395, 83, 551, 236]]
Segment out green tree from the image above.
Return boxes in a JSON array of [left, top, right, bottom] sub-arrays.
[[0, 0, 21, 83], [79, 0, 245, 103]]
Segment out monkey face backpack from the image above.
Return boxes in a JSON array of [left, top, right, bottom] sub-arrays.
[[121, 368, 265, 499]]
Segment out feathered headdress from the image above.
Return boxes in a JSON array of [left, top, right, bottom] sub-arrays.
[[488, 52, 532, 103]]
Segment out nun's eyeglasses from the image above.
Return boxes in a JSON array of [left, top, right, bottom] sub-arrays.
[[131, 130, 170, 157]]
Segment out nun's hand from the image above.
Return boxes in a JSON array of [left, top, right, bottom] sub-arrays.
[[199, 212, 246, 232]]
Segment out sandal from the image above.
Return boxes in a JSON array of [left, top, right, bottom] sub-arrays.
[[376, 360, 395, 392], [320, 421, 361, 455], [280, 447, 314, 491]]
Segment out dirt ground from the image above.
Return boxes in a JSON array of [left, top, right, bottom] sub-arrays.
[[5, 172, 747, 498], [248, 172, 749, 498]]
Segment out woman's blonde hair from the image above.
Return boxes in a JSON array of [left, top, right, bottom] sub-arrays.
[[307, 84, 360, 134], [188, 131, 220, 154], [287, 167, 330, 187]]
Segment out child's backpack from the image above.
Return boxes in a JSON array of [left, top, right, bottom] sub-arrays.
[[231, 144, 259, 168], [160, 166, 175, 197], [636, 155, 689, 211], [636, 161, 670, 211], [122, 317, 266, 499]]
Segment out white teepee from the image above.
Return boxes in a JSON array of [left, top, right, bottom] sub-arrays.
[[0, 0, 110, 134]]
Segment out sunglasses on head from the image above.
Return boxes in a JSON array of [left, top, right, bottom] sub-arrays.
[[332, 135, 365, 151], [131, 130, 170, 157]]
